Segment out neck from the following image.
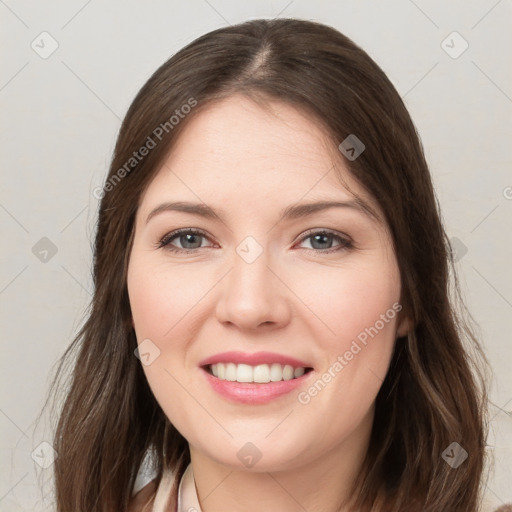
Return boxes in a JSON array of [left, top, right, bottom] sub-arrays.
[[188, 407, 374, 512]]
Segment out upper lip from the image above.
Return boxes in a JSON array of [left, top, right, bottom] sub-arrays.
[[199, 351, 313, 369]]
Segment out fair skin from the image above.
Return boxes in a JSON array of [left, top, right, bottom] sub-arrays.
[[127, 94, 409, 512]]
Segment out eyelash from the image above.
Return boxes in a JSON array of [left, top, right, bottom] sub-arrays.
[[156, 228, 353, 255]]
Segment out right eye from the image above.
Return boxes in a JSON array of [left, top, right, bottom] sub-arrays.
[[157, 228, 214, 253]]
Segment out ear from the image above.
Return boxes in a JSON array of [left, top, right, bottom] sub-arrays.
[[396, 311, 412, 339]]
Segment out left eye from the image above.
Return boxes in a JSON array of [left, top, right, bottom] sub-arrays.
[[298, 231, 352, 252], [157, 229, 352, 254]]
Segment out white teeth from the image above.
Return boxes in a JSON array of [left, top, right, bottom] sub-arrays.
[[236, 363, 253, 383], [269, 363, 283, 381], [225, 363, 237, 381], [253, 364, 270, 383], [209, 363, 308, 383], [282, 365, 294, 381], [294, 367, 305, 378]]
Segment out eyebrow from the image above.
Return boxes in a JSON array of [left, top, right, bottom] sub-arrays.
[[145, 198, 380, 225]]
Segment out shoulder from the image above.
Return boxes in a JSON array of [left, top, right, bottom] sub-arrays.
[[128, 478, 158, 512]]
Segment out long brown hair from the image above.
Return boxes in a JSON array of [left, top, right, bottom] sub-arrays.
[[44, 18, 489, 511]]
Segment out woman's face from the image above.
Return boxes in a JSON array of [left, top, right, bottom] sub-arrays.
[[127, 94, 407, 472]]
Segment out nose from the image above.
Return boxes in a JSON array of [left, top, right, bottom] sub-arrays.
[[214, 244, 292, 331]]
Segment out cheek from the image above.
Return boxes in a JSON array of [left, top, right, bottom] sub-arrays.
[[294, 260, 401, 345], [127, 257, 208, 338], [127, 257, 205, 428], [292, 257, 400, 402], [292, 259, 400, 432]]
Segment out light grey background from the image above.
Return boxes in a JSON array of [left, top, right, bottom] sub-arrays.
[[1, 1, 511, 510]]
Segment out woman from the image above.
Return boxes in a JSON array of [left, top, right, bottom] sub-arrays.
[[46, 18, 489, 511]]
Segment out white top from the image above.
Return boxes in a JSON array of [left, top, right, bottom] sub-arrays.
[[152, 463, 202, 512], [148, 463, 505, 512]]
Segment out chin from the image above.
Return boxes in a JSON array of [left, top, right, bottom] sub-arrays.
[[193, 433, 313, 473]]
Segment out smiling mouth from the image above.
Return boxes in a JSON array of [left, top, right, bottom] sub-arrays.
[[203, 363, 314, 384]]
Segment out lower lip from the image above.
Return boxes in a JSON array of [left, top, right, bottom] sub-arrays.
[[201, 367, 313, 405]]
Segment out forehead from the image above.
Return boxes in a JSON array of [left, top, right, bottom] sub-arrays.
[[138, 94, 379, 219], [165, 93, 336, 173]]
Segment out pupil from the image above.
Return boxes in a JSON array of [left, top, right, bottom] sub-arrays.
[[182, 234, 200, 248], [312, 234, 330, 249]]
